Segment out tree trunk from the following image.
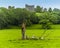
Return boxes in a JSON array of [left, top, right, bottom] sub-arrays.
[[21, 23, 26, 40]]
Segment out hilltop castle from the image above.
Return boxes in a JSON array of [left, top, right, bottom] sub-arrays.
[[25, 4, 35, 12]]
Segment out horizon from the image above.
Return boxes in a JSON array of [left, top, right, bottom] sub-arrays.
[[0, 0, 60, 9]]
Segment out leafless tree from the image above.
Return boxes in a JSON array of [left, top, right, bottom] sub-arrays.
[[21, 22, 26, 40]]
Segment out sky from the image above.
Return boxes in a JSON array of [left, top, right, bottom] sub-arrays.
[[0, 0, 60, 9]]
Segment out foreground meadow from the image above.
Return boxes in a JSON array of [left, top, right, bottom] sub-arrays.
[[0, 29, 60, 48]]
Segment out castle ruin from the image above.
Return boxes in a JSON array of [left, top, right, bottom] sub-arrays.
[[25, 4, 35, 12]]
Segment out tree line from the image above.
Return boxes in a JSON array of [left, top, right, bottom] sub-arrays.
[[0, 6, 60, 29]]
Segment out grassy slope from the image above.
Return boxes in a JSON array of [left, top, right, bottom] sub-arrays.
[[0, 24, 60, 48], [0, 29, 60, 48], [8, 24, 60, 29], [27, 24, 60, 29]]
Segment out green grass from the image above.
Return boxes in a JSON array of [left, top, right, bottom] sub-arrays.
[[52, 25, 60, 29], [27, 24, 60, 29], [0, 29, 60, 48], [7, 24, 60, 29]]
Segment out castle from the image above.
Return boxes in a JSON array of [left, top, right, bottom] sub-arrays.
[[25, 4, 35, 12]]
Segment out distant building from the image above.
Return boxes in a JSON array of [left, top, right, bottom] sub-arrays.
[[25, 4, 35, 12]]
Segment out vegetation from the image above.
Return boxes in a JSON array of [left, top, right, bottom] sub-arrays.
[[0, 5, 60, 48], [0, 6, 60, 29], [0, 29, 60, 48]]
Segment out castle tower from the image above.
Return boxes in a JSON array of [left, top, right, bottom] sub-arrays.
[[25, 4, 35, 12]]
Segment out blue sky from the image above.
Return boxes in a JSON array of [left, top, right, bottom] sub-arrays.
[[0, 0, 60, 9]]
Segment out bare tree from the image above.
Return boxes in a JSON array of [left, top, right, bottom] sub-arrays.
[[21, 22, 26, 40]]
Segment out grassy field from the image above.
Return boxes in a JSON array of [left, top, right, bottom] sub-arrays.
[[8, 24, 60, 29], [27, 24, 60, 29], [0, 29, 60, 48]]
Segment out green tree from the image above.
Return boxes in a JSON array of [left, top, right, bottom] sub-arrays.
[[39, 12, 52, 29], [40, 19, 52, 29], [48, 8, 52, 13], [0, 8, 8, 29], [35, 6, 43, 13], [53, 8, 60, 12], [43, 8, 47, 12], [30, 12, 40, 24]]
